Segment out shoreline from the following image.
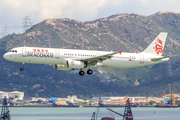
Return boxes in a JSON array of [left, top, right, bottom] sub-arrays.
[[6, 105, 180, 108]]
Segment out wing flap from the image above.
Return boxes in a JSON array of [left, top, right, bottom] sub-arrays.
[[83, 52, 118, 65], [74, 51, 122, 66]]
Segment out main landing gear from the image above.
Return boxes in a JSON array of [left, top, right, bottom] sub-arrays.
[[79, 69, 93, 76], [79, 69, 85, 76], [20, 62, 24, 71], [87, 69, 93, 75]]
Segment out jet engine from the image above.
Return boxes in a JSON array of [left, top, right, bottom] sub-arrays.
[[68, 60, 86, 68], [55, 60, 86, 70], [55, 64, 72, 70]]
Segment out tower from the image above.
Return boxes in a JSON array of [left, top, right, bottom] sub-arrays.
[[123, 99, 133, 120], [22, 16, 32, 33], [91, 112, 96, 120], [1, 26, 8, 38], [1, 97, 11, 120]]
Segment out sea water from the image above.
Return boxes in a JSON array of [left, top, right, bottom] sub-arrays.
[[8, 107, 180, 120]]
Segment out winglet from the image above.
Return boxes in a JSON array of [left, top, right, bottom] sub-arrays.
[[118, 51, 123, 54]]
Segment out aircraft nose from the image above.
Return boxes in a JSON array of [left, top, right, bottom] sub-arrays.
[[3, 53, 8, 60], [3, 52, 16, 62]]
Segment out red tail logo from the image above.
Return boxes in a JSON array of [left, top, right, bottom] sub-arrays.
[[153, 37, 163, 55]]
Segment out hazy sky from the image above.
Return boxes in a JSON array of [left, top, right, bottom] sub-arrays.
[[0, 0, 180, 35]]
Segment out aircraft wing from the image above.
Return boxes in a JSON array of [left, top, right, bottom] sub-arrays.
[[151, 56, 169, 62], [78, 51, 122, 66]]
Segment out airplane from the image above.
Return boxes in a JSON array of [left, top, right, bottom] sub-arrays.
[[3, 32, 169, 76]]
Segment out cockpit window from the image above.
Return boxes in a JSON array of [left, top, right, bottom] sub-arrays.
[[10, 50, 17, 53]]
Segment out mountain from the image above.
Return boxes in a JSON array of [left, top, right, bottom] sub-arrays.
[[1, 11, 180, 99]]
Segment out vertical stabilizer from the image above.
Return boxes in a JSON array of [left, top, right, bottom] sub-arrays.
[[142, 32, 168, 56]]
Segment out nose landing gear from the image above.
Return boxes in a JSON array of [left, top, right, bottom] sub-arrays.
[[20, 68, 24, 71], [20, 62, 24, 71]]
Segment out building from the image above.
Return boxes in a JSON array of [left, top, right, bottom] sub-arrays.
[[92, 97, 124, 101], [55, 100, 68, 105], [92, 96, 149, 106], [0, 91, 24, 101], [31, 97, 49, 101], [0, 91, 8, 100]]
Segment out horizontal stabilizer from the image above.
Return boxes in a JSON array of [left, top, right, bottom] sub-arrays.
[[151, 56, 169, 62]]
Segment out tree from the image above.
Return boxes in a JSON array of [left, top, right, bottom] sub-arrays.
[[149, 101, 156, 105]]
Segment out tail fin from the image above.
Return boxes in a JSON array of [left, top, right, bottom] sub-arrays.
[[142, 32, 168, 56]]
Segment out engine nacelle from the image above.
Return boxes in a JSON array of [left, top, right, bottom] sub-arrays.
[[68, 60, 86, 68], [96, 62, 104, 67], [55, 64, 72, 70]]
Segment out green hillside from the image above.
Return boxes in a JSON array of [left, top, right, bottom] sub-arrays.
[[1, 11, 180, 99]]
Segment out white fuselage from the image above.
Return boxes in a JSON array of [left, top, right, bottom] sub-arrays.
[[3, 47, 169, 69]]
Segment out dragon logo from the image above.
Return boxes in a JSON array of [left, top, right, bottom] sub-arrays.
[[153, 37, 163, 55]]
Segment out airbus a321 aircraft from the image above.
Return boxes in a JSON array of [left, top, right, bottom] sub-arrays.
[[3, 32, 169, 76]]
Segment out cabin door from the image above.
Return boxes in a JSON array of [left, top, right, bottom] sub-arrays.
[[55, 50, 60, 59], [22, 48, 27, 57], [139, 54, 144, 64]]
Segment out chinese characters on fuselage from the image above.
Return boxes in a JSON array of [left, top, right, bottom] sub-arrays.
[[27, 49, 54, 58]]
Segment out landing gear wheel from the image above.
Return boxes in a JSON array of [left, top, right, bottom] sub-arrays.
[[20, 62, 24, 71], [87, 69, 93, 75], [20, 68, 24, 71], [79, 70, 85, 76]]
